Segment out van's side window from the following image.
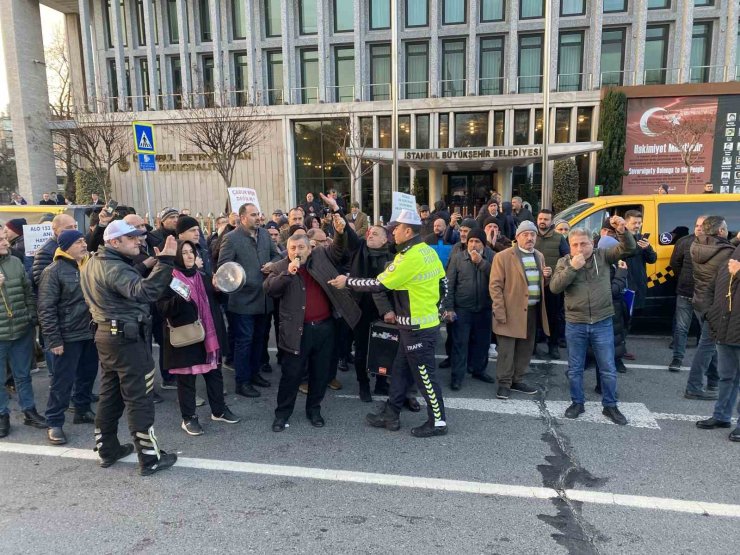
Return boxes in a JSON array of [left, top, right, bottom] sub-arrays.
[[658, 202, 740, 244]]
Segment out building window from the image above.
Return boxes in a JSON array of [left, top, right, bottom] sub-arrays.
[[493, 111, 505, 145], [370, 44, 391, 100], [406, 0, 428, 27], [439, 114, 449, 148], [108, 59, 118, 100], [334, 0, 353, 32], [370, 0, 391, 30], [561, 0, 585, 16], [265, 0, 281, 37], [300, 48, 319, 103], [441, 39, 466, 97], [694, 0, 714, 5], [455, 113, 488, 147], [134, 0, 160, 47], [234, 53, 249, 105], [199, 0, 211, 42], [232, 0, 247, 39], [266, 50, 284, 104], [378, 116, 391, 148], [644, 25, 669, 85], [201, 54, 214, 105], [167, 0, 179, 43], [137, 58, 151, 108], [534, 109, 543, 143], [170, 56, 182, 108], [105, 1, 128, 48], [520, 0, 544, 19], [480, 0, 504, 21], [294, 120, 351, 206], [555, 108, 571, 143], [479, 36, 504, 95], [443, 0, 466, 25], [603, 0, 627, 11], [335, 46, 355, 102], [648, 0, 670, 9], [300, 0, 318, 35], [576, 107, 593, 142], [600, 28, 626, 86], [405, 42, 429, 99], [518, 34, 543, 93], [514, 110, 530, 145], [690, 22, 712, 83], [398, 115, 411, 148], [557, 31, 584, 91], [416, 114, 430, 148]]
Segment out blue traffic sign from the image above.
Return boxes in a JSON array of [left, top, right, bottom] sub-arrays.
[[133, 122, 156, 154], [138, 153, 157, 172]]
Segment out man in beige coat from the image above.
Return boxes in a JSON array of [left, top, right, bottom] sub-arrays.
[[489, 221, 551, 399]]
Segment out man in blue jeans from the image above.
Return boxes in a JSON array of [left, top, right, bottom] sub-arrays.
[[0, 228, 47, 438], [685, 216, 737, 400], [667, 216, 708, 373], [550, 218, 635, 425], [698, 250, 740, 441], [218, 202, 282, 398]]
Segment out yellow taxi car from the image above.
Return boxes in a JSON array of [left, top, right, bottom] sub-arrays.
[[554, 193, 740, 319]]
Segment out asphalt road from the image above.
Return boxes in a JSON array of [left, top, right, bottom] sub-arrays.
[[1, 332, 738, 554]]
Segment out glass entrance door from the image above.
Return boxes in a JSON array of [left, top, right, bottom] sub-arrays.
[[446, 172, 494, 217]]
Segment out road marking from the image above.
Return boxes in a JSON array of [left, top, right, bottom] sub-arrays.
[[1, 441, 738, 519]]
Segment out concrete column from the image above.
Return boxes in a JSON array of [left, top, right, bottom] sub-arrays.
[[317, 0, 328, 102], [65, 13, 88, 113], [142, 0, 159, 108], [722, 0, 738, 82], [673, 0, 693, 83], [75, 0, 97, 110], [244, 0, 258, 99], [208, 0, 223, 103], [353, 0, 363, 100], [109, 0, 129, 107], [428, 167, 442, 205], [499, 168, 513, 200], [467, 0, 478, 95], [281, 0, 295, 103], [0, 0, 58, 201], [506, 0, 518, 93], [429, 0, 439, 96], [176, 0, 192, 105], [548, 0, 560, 93], [587, 0, 603, 89], [632, 0, 648, 85]]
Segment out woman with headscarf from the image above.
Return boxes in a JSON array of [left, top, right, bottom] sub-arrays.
[[157, 240, 240, 436]]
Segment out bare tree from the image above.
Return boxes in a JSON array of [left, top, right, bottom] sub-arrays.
[[654, 111, 715, 194], [180, 103, 267, 193], [323, 116, 379, 207], [70, 107, 132, 202]]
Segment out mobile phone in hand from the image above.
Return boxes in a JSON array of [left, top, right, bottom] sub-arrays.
[[641, 232, 651, 240], [105, 199, 118, 215]]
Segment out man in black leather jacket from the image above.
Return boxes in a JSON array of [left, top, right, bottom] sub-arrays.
[[38, 231, 98, 445]]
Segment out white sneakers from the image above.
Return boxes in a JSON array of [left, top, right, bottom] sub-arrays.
[[488, 344, 498, 359]]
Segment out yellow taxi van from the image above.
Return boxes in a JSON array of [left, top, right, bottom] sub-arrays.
[[554, 193, 740, 320]]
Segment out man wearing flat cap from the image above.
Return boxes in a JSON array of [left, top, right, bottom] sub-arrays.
[[489, 220, 551, 400]]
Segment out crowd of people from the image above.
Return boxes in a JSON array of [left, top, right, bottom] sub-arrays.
[[0, 188, 738, 477]]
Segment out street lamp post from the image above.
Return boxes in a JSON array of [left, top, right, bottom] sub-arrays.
[[540, 1, 552, 210]]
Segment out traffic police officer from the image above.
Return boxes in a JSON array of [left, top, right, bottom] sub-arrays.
[[329, 209, 448, 437], [80, 220, 178, 475]]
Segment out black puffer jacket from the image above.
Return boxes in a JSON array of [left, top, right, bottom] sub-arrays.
[[0, 253, 36, 341], [32, 237, 58, 289], [263, 233, 361, 355], [444, 249, 493, 313], [670, 234, 696, 298], [37, 250, 93, 349], [706, 245, 740, 346], [691, 235, 735, 317], [156, 272, 228, 370]]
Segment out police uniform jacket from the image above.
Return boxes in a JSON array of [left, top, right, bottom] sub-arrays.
[[80, 246, 174, 324]]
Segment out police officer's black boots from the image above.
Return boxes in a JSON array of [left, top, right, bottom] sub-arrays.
[[366, 402, 400, 431], [134, 427, 177, 476], [94, 427, 134, 468], [410, 420, 448, 438]]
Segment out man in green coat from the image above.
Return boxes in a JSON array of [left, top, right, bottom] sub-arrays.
[[0, 228, 47, 438]]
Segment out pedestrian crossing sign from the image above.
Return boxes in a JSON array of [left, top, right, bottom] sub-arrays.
[[133, 122, 156, 154]]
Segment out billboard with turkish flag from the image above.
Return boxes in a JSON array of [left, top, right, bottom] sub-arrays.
[[623, 96, 718, 194]]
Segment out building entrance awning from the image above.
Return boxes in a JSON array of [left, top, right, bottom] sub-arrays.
[[348, 142, 602, 171]]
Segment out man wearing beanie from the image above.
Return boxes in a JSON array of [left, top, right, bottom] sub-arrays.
[[489, 220, 551, 399], [150, 207, 179, 249], [4, 218, 32, 277], [38, 230, 98, 445], [444, 227, 495, 390]]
